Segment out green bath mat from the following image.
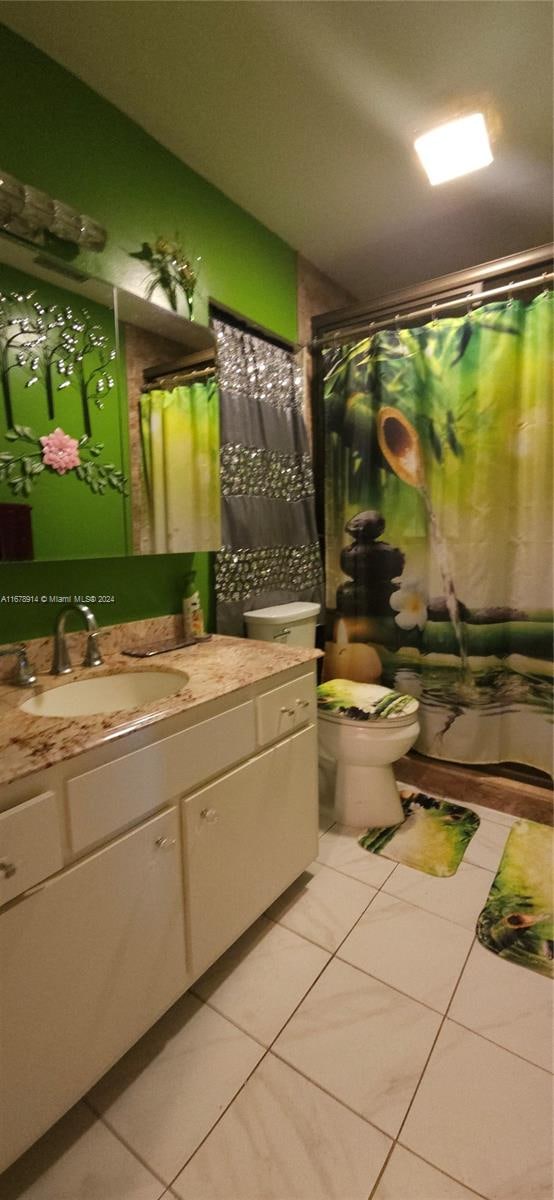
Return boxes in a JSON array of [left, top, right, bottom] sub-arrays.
[[359, 788, 480, 877], [476, 819, 554, 978]]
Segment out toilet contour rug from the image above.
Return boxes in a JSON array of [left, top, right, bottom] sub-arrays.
[[359, 787, 481, 877]]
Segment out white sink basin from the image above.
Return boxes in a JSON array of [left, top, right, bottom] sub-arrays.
[[20, 670, 188, 718]]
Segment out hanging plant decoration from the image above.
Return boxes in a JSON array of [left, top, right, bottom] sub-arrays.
[[130, 236, 201, 318]]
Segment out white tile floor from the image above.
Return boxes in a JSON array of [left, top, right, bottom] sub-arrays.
[[2, 794, 552, 1200]]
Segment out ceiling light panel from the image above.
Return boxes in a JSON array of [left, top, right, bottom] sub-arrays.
[[414, 112, 493, 185]]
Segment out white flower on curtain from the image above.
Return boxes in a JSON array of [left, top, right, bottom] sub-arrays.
[[390, 573, 428, 630]]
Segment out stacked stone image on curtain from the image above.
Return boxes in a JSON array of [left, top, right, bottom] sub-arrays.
[[322, 292, 553, 774], [214, 317, 323, 636]]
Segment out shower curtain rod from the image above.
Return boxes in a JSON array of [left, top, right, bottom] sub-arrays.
[[141, 364, 215, 391], [311, 270, 554, 349]]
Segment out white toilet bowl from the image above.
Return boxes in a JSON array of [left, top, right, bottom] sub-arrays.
[[317, 680, 420, 828]]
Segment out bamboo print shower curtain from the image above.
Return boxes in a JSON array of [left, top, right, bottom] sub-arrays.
[[322, 292, 553, 775], [140, 380, 220, 552]]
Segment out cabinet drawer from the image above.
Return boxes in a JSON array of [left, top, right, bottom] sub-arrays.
[[0, 792, 62, 906], [256, 672, 316, 747], [183, 725, 318, 978], [66, 701, 256, 854]]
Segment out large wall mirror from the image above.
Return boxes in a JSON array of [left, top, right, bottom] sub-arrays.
[[0, 234, 219, 561]]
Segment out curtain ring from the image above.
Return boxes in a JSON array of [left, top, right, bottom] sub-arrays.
[[466, 292, 474, 317], [507, 281, 515, 307], [394, 313, 401, 334], [431, 303, 438, 327]]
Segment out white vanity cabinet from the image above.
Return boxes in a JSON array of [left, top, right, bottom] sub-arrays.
[[0, 807, 187, 1169], [0, 663, 318, 1172]]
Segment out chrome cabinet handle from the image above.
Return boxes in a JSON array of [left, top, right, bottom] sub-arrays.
[[0, 860, 17, 879], [200, 808, 218, 823], [155, 836, 176, 850], [281, 706, 295, 717], [296, 698, 310, 708]]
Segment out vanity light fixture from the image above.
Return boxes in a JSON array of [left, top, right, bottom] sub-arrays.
[[0, 169, 107, 250], [414, 112, 493, 185]]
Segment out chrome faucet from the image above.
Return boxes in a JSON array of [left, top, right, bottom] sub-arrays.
[[52, 603, 103, 675], [0, 643, 37, 687]]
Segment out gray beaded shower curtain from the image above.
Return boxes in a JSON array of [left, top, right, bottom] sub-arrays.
[[213, 316, 323, 636]]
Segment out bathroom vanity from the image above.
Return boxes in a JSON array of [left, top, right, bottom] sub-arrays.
[[0, 626, 320, 1171]]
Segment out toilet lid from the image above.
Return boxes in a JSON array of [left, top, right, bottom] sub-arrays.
[[243, 602, 320, 624], [317, 679, 419, 727]]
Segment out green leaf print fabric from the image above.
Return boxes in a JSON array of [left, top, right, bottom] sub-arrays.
[[322, 292, 553, 773], [140, 379, 220, 552]]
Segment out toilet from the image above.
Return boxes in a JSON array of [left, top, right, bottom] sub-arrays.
[[243, 605, 418, 830], [318, 679, 420, 828]]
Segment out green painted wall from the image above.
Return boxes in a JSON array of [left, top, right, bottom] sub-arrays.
[[0, 24, 297, 639]]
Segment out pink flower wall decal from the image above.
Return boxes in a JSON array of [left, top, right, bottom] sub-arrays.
[[40, 427, 81, 475]]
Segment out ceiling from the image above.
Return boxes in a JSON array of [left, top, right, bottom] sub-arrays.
[[1, 0, 552, 299]]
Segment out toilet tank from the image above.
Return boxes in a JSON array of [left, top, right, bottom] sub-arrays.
[[243, 602, 321, 647]]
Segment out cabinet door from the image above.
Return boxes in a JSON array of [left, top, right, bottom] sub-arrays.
[[0, 807, 188, 1172], [183, 725, 318, 979]]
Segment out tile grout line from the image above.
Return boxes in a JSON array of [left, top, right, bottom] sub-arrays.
[[365, 932, 481, 1200], [163, 845, 399, 1189], [164, 940, 342, 1189], [378, 875, 495, 931], [332, 951, 463, 1018], [317, 859, 397, 886], [83, 1096, 171, 1192], [268, 1043, 395, 1139], [445, 1015, 554, 1076], [394, 933, 478, 1139], [367, 1140, 490, 1200]]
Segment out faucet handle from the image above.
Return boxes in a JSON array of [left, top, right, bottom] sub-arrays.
[[0, 643, 37, 687], [83, 631, 103, 668]]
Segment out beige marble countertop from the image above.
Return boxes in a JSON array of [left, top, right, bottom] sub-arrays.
[[0, 618, 321, 788]]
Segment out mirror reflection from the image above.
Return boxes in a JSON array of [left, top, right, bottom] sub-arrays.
[[0, 235, 218, 561]]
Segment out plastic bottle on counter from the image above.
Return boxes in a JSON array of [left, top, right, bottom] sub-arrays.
[[183, 571, 205, 640]]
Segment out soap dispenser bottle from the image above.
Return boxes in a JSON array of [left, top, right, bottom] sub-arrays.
[[183, 571, 205, 640]]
